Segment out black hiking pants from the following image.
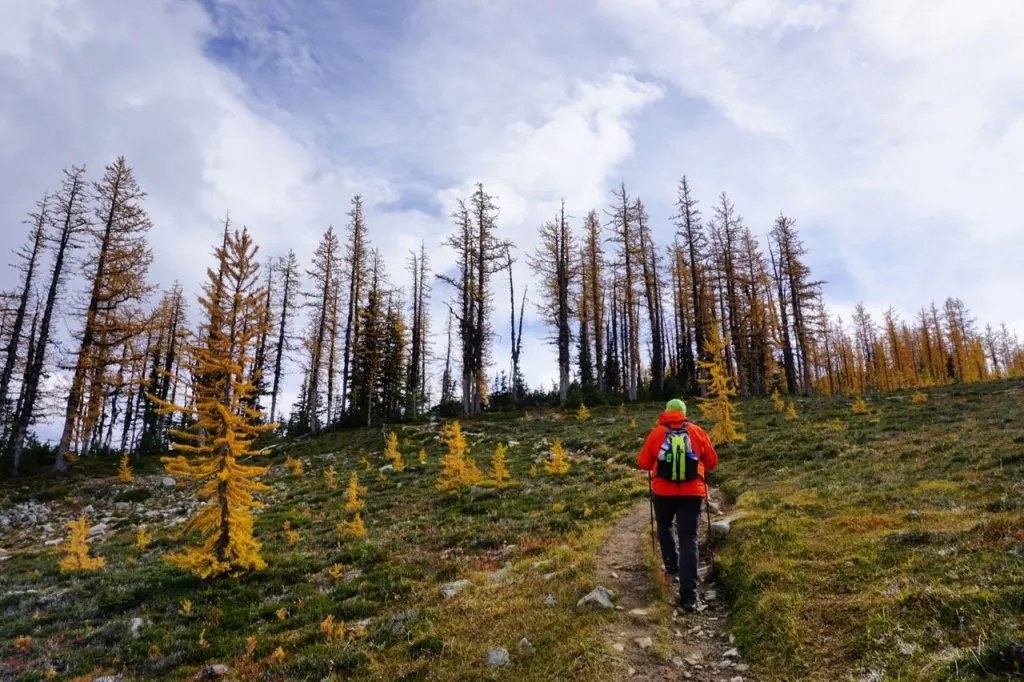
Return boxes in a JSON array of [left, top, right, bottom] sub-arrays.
[[653, 494, 704, 605]]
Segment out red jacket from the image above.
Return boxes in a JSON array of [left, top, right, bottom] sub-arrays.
[[637, 410, 718, 497]]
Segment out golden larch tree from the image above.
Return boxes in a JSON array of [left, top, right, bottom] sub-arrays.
[[153, 227, 276, 578], [545, 440, 571, 475], [118, 452, 133, 482], [59, 514, 105, 572], [345, 472, 366, 512], [697, 328, 745, 443], [491, 442, 512, 486], [437, 420, 482, 490]]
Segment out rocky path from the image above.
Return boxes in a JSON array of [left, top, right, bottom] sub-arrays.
[[595, 490, 756, 682]]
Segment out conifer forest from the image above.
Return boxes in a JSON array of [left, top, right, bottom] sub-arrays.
[[1, 160, 1021, 476]]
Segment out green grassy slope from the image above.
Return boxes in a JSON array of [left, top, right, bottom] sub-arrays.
[[715, 379, 1024, 681], [1, 379, 1022, 681]]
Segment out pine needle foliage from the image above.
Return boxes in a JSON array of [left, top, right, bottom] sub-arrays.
[[117, 452, 133, 482], [697, 328, 746, 443], [491, 442, 512, 486], [59, 515, 105, 572], [153, 227, 277, 579], [545, 440, 571, 475]]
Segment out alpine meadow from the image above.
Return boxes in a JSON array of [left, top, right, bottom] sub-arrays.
[[2, 3, 1024, 682]]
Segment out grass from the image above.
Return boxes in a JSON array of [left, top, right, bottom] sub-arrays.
[[1, 379, 1022, 680]]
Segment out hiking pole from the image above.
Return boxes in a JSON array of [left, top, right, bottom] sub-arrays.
[[647, 471, 657, 557]]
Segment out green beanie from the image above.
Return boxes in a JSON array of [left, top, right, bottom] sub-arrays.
[[666, 398, 687, 415]]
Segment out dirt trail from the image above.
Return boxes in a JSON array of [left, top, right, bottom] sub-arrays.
[[596, 489, 757, 681]]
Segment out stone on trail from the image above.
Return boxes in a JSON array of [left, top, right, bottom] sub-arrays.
[[517, 637, 535, 654], [485, 648, 510, 667], [158, 477, 176, 487], [193, 664, 230, 679], [633, 636, 653, 650], [908, 509, 921, 520], [627, 607, 650, 618], [440, 579, 472, 599], [612, 642, 625, 653], [129, 617, 148, 638], [735, 663, 751, 672], [723, 647, 740, 659], [576, 585, 616, 609]]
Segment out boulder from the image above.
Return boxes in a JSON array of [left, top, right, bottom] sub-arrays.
[[440, 579, 472, 599], [158, 477, 176, 487], [129, 617, 147, 638], [485, 648, 510, 667], [576, 585, 615, 610], [193, 664, 230, 679]]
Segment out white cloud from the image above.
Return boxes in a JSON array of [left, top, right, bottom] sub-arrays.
[[2, 0, 1023, 440]]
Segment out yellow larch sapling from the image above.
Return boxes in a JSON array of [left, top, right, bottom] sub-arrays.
[[135, 525, 152, 550], [118, 452, 133, 482], [491, 442, 512, 486], [324, 465, 337, 491], [852, 396, 871, 415], [576, 402, 590, 422], [545, 440, 571, 475], [912, 391, 928, 404], [337, 513, 367, 539], [284, 455, 304, 477], [785, 401, 798, 421], [58, 514, 105, 572], [344, 472, 366, 513], [697, 328, 746, 443], [418, 448, 428, 464], [771, 389, 785, 413], [437, 420, 482, 490]]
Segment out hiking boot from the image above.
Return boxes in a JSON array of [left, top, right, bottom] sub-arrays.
[[664, 567, 680, 583], [678, 597, 706, 614]]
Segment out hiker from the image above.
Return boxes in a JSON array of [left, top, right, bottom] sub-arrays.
[[637, 398, 718, 612]]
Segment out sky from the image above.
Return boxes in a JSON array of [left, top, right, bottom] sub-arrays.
[[2, 0, 1024, 429]]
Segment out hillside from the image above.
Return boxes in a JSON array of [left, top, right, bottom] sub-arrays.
[[1, 380, 1023, 681]]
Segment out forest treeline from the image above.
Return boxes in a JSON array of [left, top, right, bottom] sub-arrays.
[[1, 157, 1022, 474]]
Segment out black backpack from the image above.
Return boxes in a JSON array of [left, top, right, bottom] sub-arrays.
[[655, 423, 700, 482]]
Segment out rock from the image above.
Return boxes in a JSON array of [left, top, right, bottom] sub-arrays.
[[487, 562, 512, 582], [193, 664, 230, 679], [129, 617, 147, 638], [440, 579, 472, 599], [158, 477, 176, 487], [378, 609, 421, 638], [710, 520, 733, 539], [612, 642, 625, 653], [576, 585, 615, 610], [633, 636, 653, 650], [88, 522, 107, 537], [859, 670, 884, 682], [542, 571, 558, 581], [672, 656, 684, 667], [484, 648, 510, 667], [685, 655, 702, 666], [627, 608, 651, 618], [682, 672, 692, 680], [517, 637, 534, 654], [908, 509, 921, 520], [83, 505, 95, 514], [379, 464, 394, 472], [610, 571, 619, 578], [705, 589, 718, 601], [734, 663, 750, 672], [723, 647, 740, 659], [544, 594, 558, 606], [730, 677, 744, 682], [627, 667, 636, 676], [343, 569, 362, 582], [468, 486, 484, 494], [708, 501, 723, 515], [92, 677, 123, 682]]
